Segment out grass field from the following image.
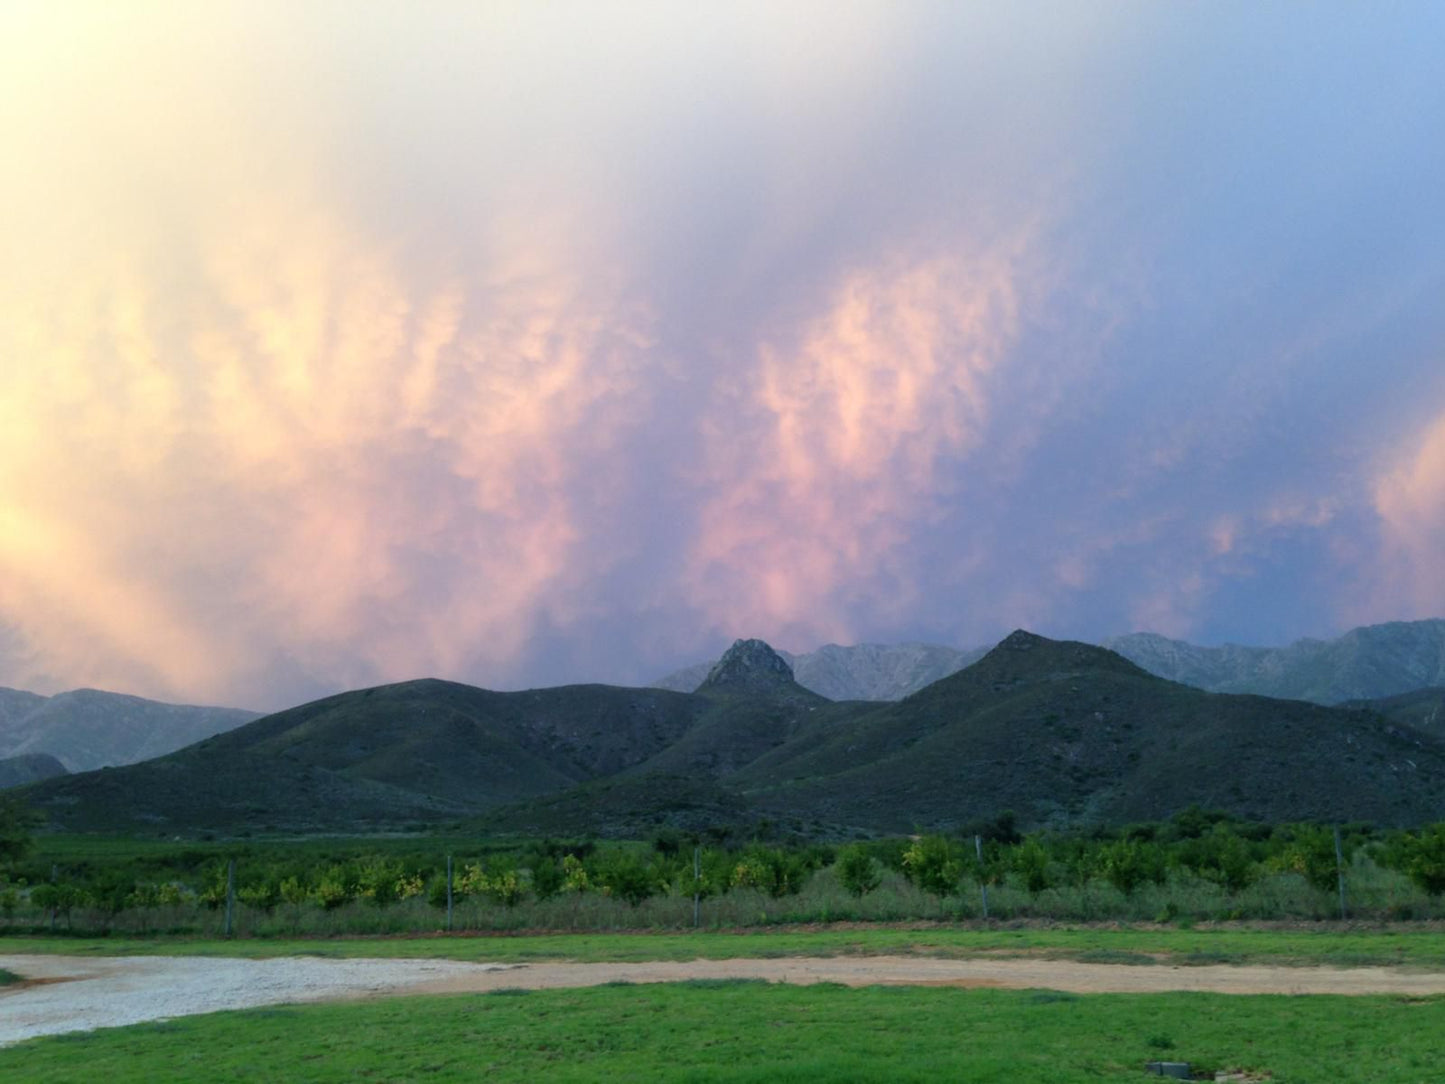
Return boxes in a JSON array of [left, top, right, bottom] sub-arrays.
[[5, 921, 1445, 968], [2, 979, 1442, 1082]]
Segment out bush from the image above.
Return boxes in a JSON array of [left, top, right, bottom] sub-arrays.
[[1094, 839, 1165, 896], [835, 845, 882, 898], [902, 836, 962, 899], [731, 847, 812, 899], [1392, 825, 1445, 896], [1012, 838, 1052, 894], [1272, 825, 1347, 894], [593, 850, 660, 907]]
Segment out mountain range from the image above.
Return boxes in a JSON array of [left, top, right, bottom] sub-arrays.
[[1103, 620, 1445, 704], [6, 618, 1445, 796], [17, 632, 1445, 837], [654, 619, 1445, 705]]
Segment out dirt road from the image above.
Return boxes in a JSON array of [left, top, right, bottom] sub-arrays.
[[5, 952, 1445, 1047]]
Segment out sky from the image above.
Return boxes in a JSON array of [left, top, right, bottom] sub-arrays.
[[2, 2, 1444, 712]]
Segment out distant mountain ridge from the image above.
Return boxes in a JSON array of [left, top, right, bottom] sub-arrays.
[[1104, 619, 1445, 704], [657, 619, 1445, 706], [0, 752, 67, 788], [0, 686, 261, 772], [21, 631, 1445, 836]]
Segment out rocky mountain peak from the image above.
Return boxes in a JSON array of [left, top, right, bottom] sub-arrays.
[[698, 638, 796, 694], [998, 629, 1044, 652]]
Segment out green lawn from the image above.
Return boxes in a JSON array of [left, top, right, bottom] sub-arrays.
[[2, 981, 1441, 1082], [5, 922, 1445, 967]]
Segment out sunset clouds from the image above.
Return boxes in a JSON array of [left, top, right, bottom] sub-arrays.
[[2, 3, 1443, 708]]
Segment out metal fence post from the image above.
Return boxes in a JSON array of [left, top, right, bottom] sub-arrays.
[[224, 858, 236, 937], [976, 835, 989, 920]]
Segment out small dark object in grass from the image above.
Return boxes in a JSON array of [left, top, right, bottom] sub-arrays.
[[488, 987, 531, 997], [1180, 951, 1240, 967], [1146, 1034, 1176, 1050], [1028, 990, 1079, 1004], [1144, 1062, 1192, 1079], [1078, 949, 1158, 966]]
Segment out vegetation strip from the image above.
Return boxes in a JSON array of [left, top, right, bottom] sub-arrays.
[[2, 981, 1443, 1083], [5, 924, 1445, 968]]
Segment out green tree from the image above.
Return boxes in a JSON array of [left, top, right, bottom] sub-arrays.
[[1178, 826, 1257, 894], [1274, 825, 1348, 894], [835, 845, 882, 898], [1012, 838, 1053, 894], [1394, 825, 1445, 896], [593, 849, 659, 907], [529, 856, 566, 901], [0, 794, 40, 869], [901, 836, 962, 899], [731, 846, 811, 899], [1095, 838, 1165, 896]]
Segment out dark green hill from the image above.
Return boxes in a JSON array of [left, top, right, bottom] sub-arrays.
[[18, 632, 1445, 836], [479, 773, 753, 838], [22, 679, 708, 832], [627, 639, 870, 777], [732, 631, 1445, 830]]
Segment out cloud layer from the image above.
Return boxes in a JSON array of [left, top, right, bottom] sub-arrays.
[[2, 3, 1443, 709]]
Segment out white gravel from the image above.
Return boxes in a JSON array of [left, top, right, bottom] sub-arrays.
[[0, 954, 515, 1047]]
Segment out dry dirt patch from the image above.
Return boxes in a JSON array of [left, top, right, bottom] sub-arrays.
[[5, 953, 1445, 1047]]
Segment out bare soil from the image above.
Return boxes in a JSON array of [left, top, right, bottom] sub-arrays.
[[5, 952, 1445, 1047]]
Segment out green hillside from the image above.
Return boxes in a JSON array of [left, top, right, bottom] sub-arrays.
[[22, 680, 708, 832], [1344, 687, 1445, 738], [17, 632, 1445, 836], [735, 632, 1445, 830]]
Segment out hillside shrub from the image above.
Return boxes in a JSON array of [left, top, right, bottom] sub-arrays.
[[731, 846, 812, 899], [1272, 825, 1348, 894], [1388, 825, 1445, 896], [835, 845, 882, 898], [593, 849, 660, 907], [1012, 838, 1053, 894], [1094, 839, 1166, 896], [902, 836, 962, 899]]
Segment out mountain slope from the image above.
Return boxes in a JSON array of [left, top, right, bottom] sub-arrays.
[[0, 687, 259, 771], [21, 679, 712, 831], [628, 640, 867, 778], [731, 631, 1445, 830], [0, 753, 67, 788], [20, 632, 1445, 836], [1345, 688, 1445, 739]]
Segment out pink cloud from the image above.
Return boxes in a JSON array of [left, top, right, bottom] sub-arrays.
[[684, 243, 1029, 644], [1369, 412, 1445, 619]]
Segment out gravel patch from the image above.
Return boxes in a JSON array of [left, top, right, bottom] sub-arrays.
[[0, 955, 514, 1047]]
